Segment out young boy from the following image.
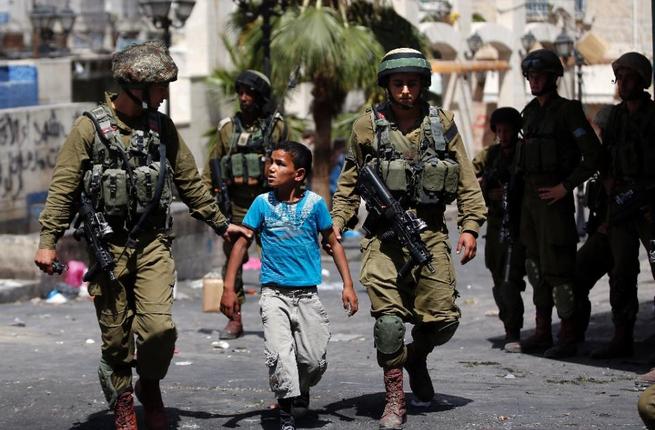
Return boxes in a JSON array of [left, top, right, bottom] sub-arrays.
[[220, 141, 358, 430]]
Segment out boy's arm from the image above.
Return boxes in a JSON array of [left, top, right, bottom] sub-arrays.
[[220, 230, 254, 318], [322, 227, 358, 316]]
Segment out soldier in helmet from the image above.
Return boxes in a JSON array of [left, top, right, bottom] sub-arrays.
[[201, 69, 287, 340], [331, 48, 486, 429], [34, 41, 248, 430], [517, 49, 601, 358], [593, 52, 655, 359], [472, 107, 527, 353]]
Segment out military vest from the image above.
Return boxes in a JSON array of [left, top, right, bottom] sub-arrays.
[[605, 99, 655, 184], [369, 104, 460, 206], [82, 105, 173, 230], [219, 113, 282, 187], [520, 97, 581, 179]]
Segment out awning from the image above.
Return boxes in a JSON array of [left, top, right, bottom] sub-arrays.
[[431, 60, 510, 73]]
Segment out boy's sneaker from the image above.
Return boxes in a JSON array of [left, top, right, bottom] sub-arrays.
[[292, 391, 310, 418], [280, 409, 296, 430]]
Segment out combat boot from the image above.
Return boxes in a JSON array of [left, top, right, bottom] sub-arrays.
[[113, 389, 137, 430], [403, 343, 434, 403], [520, 308, 553, 353], [591, 320, 634, 359], [544, 318, 578, 358], [135, 378, 168, 430], [379, 367, 406, 430], [503, 325, 522, 353], [220, 312, 244, 340]]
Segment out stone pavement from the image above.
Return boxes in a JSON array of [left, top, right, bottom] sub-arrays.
[[1, 228, 654, 429]]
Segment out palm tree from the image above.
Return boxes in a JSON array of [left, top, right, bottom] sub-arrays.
[[211, 0, 426, 202], [270, 3, 383, 200]]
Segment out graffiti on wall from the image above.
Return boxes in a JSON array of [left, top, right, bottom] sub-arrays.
[[0, 104, 93, 225]]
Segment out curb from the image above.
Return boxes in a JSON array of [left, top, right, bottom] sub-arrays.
[[0, 279, 49, 304]]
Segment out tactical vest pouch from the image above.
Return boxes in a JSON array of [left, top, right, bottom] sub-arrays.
[[417, 159, 460, 204], [380, 159, 409, 192], [134, 162, 173, 214], [83, 164, 104, 197], [101, 169, 129, 216], [230, 153, 246, 184], [417, 160, 445, 204], [245, 153, 262, 185], [220, 155, 232, 182]]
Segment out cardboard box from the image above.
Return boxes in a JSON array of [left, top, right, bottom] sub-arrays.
[[202, 276, 224, 313]]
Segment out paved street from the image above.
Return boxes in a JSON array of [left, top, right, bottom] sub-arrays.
[[2, 222, 655, 429]]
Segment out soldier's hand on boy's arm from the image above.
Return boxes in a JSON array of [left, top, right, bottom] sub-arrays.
[[341, 284, 359, 316], [537, 183, 567, 205], [222, 223, 254, 243], [456, 232, 477, 264], [321, 226, 342, 255], [34, 248, 57, 275], [220, 288, 240, 319]]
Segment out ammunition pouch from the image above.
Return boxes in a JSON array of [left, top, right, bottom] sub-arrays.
[[133, 161, 173, 214], [379, 159, 409, 192], [100, 168, 129, 217], [417, 158, 459, 204]]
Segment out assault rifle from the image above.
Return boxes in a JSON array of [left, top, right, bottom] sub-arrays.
[[357, 164, 435, 281], [73, 192, 116, 282], [209, 158, 232, 222], [575, 184, 587, 239], [262, 66, 300, 153]]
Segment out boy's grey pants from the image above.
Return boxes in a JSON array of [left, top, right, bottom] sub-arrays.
[[259, 286, 331, 399]]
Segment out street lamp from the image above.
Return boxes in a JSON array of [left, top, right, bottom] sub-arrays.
[[554, 28, 574, 60], [520, 31, 536, 54], [554, 26, 587, 237], [139, 0, 196, 117], [466, 32, 483, 59], [233, 1, 290, 79], [138, 0, 196, 49], [30, 3, 77, 58]]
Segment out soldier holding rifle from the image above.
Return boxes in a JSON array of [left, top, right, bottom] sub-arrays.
[[331, 48, 486, 429], [34, 41, 246, 430]]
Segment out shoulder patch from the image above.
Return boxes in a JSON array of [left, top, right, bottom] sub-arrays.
[[444, 123, 459, 143], [217, 117, 232, 131]]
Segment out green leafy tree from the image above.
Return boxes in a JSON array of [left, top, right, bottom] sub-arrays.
[[208, 0, 425, 202]]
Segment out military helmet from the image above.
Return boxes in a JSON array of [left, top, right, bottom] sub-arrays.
[[235, 69, 272, 100], [521, 49, 564, 78], [612, 52, 652, 88], [112, 40, 178, 87], [490, 107, 522, 132], [377, 48, 432, 87]]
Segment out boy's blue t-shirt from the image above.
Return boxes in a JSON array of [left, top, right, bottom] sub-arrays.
[[242, 190, 333, 287]]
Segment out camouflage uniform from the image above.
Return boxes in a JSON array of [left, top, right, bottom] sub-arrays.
[[37, 42, 228, 426], [518, 49, 601, 357], [472, 143, 526, 345]]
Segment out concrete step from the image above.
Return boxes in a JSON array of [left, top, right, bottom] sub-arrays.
[[0, 278, 48, 304]]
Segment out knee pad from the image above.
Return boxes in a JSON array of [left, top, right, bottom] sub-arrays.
[[525, 259, 540, 288], [432, 320, 459, 346], [374, 315, 405, 355], [552, 283, 575, 319], [98, 358, 118, 409]]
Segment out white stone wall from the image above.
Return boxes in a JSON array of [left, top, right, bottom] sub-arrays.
[[0, 102, 94, 229]]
